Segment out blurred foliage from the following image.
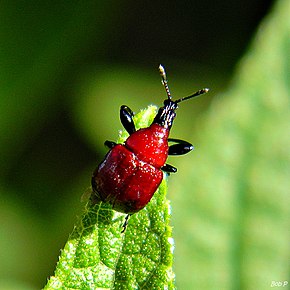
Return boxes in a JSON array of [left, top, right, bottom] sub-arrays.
[[0, 0, 288, 289], [171, 0, 290, 289]]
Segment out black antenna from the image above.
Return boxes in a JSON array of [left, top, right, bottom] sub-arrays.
[[175, 88, 209, 103]]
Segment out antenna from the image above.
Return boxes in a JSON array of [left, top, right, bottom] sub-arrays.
[[159, 64, 209, 103], [175, 88, 209, 103], [159, 64, 172, 100]]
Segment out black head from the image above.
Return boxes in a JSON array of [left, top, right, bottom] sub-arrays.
[[152, 64, 209, 129]]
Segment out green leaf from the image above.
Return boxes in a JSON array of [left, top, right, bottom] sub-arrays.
[[44, 106, 175, 289]]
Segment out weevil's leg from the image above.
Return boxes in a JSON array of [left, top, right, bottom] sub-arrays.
[[120, 105, 136, 135], [121, 214, 131, 233], [104, 140, 117, 148], [161, 163, 177, 173], [168, 138, 194, 155]]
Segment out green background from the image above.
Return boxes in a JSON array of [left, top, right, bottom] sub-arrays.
[[0, 0, 289, 289]]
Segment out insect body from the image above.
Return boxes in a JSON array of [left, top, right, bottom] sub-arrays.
[[91, 65, 208, 215]]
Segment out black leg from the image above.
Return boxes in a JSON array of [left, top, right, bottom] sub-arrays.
[[161, 163, 177, 173], [104, 140, 117, 148], [121, 214, 131, 233], [120, 105, 136, 135], [168, 138, 194, 155]]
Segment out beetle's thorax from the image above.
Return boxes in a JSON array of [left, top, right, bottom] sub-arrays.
[[125, 124, 169, 168], [152, 99, 178, 130]]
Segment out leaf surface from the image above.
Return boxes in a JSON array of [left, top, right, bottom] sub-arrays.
[[45, 106, 175, 290]]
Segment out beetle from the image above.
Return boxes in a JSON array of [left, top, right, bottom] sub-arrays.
[[91, 65, 208, 230]]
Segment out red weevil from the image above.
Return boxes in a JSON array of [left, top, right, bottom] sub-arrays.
[[91, 65, 208, 230]]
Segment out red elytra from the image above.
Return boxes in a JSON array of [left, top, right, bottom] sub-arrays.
[[91, 65, 208, 217]]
